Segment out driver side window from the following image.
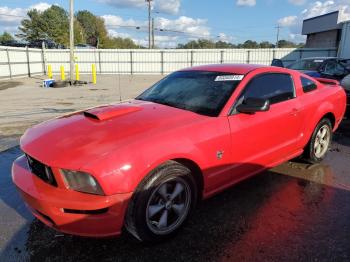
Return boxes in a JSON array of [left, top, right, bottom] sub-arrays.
[[238, 73, 295, 106]]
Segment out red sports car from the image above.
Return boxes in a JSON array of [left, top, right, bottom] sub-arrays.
[[12, 64, 346, 241]]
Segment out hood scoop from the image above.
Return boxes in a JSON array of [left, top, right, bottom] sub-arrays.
[[83, 104, 141, 121]]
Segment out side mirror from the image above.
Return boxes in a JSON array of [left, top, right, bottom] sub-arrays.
[[237, 97, 270, 114], [271, 59, 284, 68]]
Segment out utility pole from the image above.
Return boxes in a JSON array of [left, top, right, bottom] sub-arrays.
[[152, 18, 155, 48], [146, 0, 152, 49], [275, 25, 281, 48], [69, 0, 74, 83]]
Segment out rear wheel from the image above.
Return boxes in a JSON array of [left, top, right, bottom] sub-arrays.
[[303, 118, 332, 164], [125, 162, 197, 242]]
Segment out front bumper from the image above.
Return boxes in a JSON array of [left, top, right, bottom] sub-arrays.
[[12, 155, 132, 237]]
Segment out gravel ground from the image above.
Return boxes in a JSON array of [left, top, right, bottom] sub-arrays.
[[0, 75, 163, 152]]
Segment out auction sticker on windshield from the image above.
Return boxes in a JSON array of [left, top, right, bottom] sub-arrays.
[[215, 75, 244, 81]]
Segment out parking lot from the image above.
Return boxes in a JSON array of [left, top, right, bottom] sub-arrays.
[[0, 75, 163, 152], [1, 75, 350, 261]]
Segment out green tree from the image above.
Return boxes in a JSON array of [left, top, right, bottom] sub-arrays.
[[103, 37, 139, 49], [215, 41, 236, 48], [0, 32, 14, 43], [18, 6, 69, 45], [76, 10, 108, 47], [277, 40, 298, 48], [18, 5, 86, 46], [74, 20, 86, 45], [177, 39, 217, 49], [238, 40, 259, 48], [259, 41, 275, 48]]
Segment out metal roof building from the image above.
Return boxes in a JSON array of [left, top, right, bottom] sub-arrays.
[[302, 10, 350, 58]]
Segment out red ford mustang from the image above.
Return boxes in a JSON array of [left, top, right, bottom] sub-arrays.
[[12, 64, 346, 241]]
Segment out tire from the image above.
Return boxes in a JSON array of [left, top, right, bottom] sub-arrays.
[[303, 118, 333, 164], [124, 161, 198, 242]]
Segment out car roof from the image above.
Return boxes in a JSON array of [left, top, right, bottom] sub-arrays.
[[181, 64, 266, 74]]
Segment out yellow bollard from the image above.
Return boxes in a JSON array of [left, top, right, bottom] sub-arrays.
[[60, 65, 65, 81], [92, 64, 97, 84], [75, 64, 80, 81], [48, 65, 53, 79]]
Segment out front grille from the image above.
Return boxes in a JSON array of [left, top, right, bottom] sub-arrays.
[[63, 208, 109, 215], [26, 154, 57, 187]]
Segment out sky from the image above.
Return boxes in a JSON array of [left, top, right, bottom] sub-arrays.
[[0, 0, 349, 48]]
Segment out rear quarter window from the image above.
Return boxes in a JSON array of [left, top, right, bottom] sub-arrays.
[[301, 77, 317, 93]]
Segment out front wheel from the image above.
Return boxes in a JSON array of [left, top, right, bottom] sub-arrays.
[[125, 162, 197, 242], [303, 118, 332, 164]]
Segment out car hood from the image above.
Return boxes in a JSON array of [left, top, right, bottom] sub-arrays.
[[21, 100, 204, 170]]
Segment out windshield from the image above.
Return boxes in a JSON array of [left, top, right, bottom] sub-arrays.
[[288, 59, 324, 71], [136, 71, 242, 117]]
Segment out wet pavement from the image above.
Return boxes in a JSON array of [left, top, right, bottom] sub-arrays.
[[1, 126, 350, 261]]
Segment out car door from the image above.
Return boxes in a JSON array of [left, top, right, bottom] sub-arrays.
[[227, 72, 303, 181]]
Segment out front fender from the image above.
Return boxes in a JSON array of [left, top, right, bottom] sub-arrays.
[[82, 138, 207, 195], [81, 116, 232, 195]]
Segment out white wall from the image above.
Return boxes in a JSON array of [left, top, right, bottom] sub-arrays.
[[339, 22, 350, 58], [0, 47, 338, 79]]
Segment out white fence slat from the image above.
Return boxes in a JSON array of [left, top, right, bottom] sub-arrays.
[[0, 46, 338, 79]]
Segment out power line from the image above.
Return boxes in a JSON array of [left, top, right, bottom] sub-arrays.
[[0, 13, 26, 18]]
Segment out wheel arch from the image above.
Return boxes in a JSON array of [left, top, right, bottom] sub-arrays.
[[303, 111, 335, 149], [321, 112, 336, 129], [171, 158, 204, 200]]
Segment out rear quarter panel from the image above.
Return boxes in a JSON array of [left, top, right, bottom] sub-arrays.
[[294, 74, 346, 148]]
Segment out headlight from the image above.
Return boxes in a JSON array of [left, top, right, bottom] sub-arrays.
[[60, 169, 104, 195]]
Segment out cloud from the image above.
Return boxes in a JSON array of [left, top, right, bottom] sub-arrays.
[[0, 2, 52, 27], [236, 0, 256, 7], [301, 0, 350, 20], [154, 0, 181, 15], [29, 2, 52, 12], [288, 0, 307, 5], [156, 16, 210, 37], [134, 35, 179, 48], [217, 33, 235, 42], [277, 0, 350, 41], [98, 0, 145, 9], [102, 14, 144, 27], [108, 28, 179, 48], [278, 15, 298, 27], [105, 15, 211, 37], [103, 14, 211, 47], [99, 0, 181, 15], [108, 29, 132, 39], [0, 6, 25, 25]]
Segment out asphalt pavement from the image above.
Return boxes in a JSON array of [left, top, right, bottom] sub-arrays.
[[1, 124, 350, 262]]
